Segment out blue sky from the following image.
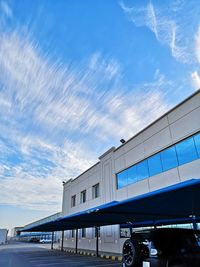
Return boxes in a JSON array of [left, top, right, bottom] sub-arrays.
[[0, 0, 200, 232]]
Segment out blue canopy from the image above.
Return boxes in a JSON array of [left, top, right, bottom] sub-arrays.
[[23, 179, 200, 232]]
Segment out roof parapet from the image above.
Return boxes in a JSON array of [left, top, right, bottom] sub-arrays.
[[98, 146, 115, 160]]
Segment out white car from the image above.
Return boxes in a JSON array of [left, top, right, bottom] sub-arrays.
[[40, 239, 52, 243]]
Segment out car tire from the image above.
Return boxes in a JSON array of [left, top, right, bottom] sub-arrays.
[[122, 239, 141, 267]]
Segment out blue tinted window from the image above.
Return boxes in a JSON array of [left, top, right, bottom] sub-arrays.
[[117, 170, 127, 189], [127, 165, 137, 185], [160, 146, 178, 171], [117, 133, 200, 190], [136, 160, 149, 181], [176, 137, 198, 165], [148, 154, 162, 176], [194, 133, 200, 158]]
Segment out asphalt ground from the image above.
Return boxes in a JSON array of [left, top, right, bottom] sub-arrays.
[[0, 242, 122, 267]]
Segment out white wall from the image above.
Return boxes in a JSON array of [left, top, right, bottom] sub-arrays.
[[62, 163, 102, 216], [0, 229, 8, 244]]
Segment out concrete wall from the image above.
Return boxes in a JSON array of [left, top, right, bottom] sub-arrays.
[[0, 229, 8, 245], [62, 163, 102, 216]]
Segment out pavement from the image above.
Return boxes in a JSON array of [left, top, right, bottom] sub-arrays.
[[0, 241, 122, 267]]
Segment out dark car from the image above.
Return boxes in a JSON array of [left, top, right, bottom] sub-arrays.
[[122, 228, 200, 267], [29, 237, 40, 243]]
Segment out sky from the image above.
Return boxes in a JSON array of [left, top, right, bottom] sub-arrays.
[[0, 0, 200, 232]]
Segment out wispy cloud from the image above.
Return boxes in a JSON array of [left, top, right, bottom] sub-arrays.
[[195, 26, 200, 63], [89, 52, 120, 79], [0, 169, 62, 211], [0, 131, 96, 210], [190, 27, 200, 90], [0, 30, 172, 141], [146, 2, 158, 38], [120, 1, 200, 63], [0, 1, 12, 18], [0, 23, 174, 210], [191, 71, 200, 90], [82, 74, 171, 141]]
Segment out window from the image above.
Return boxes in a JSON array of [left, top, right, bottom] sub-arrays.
[[71, 229, 75, 238], [120, 227, 131, 238], [71, 195, 76, 207], [81, 228, 86, 238], [117, 170, 128, 189], [148, 153, 163, 176], [92, 183, 100, 199], [116, 132, 200, 190], [160, 146, 178, 171], [127, 165, 137, 185], [105, 226, 112, 237], [136, 160, 149, 181], [176, 137, 198, 165], [194, 133, 200, 157], [80, 190, 86, 203]]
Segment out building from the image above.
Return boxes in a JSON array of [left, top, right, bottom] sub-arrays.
[[0, 229, 8, 245], [11, 227, 23, 239], [62, 89, 200, 254], [19, 213, 61, 242]]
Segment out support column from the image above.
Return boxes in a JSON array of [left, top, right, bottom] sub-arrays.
[[51, 231, 54, 250], [130, 227, 133, 235], [192, 216, 198, 230], [75, 229, 78, 254], [61, 230, 64, 251], [95, 227, 99, 257]]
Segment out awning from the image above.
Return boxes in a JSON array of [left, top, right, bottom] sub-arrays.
[[23, 179, 200, 232]]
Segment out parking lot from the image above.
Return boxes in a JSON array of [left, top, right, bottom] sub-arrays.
[[0, 242, 122, 267]]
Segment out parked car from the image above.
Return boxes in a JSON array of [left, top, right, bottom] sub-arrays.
[[29, 237, 40, 243], [122, 228, 200, 267], [39, 239, 52, 243]]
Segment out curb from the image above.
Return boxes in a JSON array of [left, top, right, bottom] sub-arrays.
[[63, 249, 95, 257], [100, 254, 122, 261], [62, 248, 122, 261]]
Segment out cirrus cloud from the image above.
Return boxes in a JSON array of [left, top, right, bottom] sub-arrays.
[[0, 24, 176, 211], [120, 1, 200, 63]]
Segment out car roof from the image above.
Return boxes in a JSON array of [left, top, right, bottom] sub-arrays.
[[131, 227, 200, 240], [134, 227, 200, 234]]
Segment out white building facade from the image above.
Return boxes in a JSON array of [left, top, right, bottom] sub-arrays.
[[62, 90, 200, 254], [11, 227, 23, 238], [0, 229, 8, 245]]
